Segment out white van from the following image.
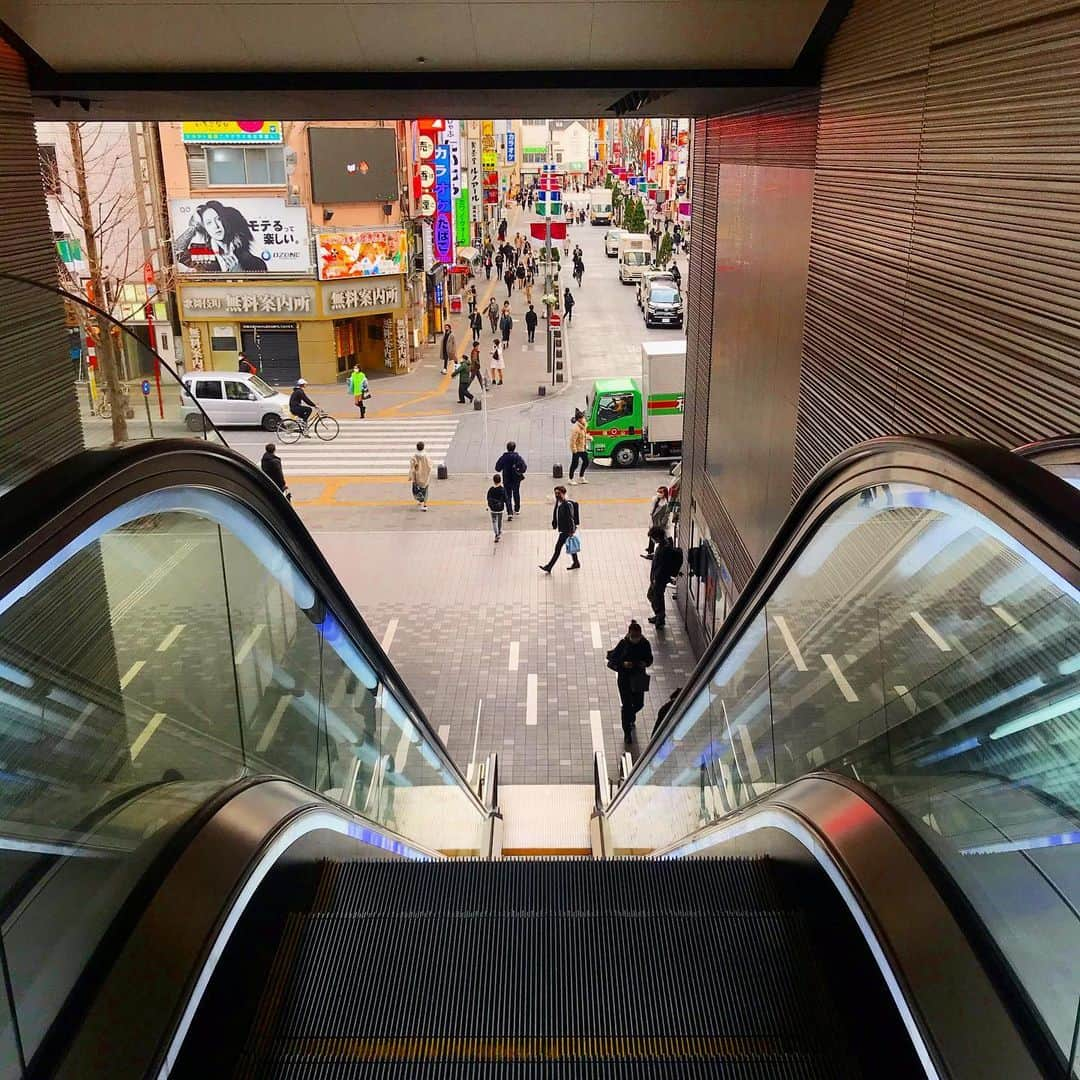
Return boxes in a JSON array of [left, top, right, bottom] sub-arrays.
[[180, 371, 291, 432]]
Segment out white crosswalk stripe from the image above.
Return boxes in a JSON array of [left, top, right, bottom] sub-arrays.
[[273, 417, 460, 476]]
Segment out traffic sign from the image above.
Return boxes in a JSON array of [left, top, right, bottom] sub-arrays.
[[141, 379, 151, 396]]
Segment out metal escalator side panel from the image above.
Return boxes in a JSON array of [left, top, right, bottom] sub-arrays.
[[49, 778, 435, 1080], [660, 776, 1043, 1080]]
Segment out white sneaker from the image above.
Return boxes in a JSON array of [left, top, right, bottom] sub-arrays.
[[568, 479, 579, 485], [578, 478, 589, 484], [421, 505, 428, 512]]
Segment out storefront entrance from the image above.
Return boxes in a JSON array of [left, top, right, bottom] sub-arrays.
[[333, 315, 387, 375], [240, 323, 300, 385]]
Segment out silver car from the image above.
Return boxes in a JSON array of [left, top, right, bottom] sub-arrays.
[[637, 268, 675, 309]]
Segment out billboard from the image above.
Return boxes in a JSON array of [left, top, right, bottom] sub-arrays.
[[433, 144, 454, 264], [316, 227, 407, 281], [181, 121, 282, 144], [308, 127, 399, 204], [169, 197, 310, 275]]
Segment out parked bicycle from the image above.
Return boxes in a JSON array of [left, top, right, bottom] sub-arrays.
[[276, 408, 340, 444]]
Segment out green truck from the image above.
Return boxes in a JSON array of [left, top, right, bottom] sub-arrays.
[[585, 340, 685, 466]]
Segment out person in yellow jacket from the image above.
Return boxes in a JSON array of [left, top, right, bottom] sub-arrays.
[[568, 410, 589, 484], [348, 363, 369, 419]]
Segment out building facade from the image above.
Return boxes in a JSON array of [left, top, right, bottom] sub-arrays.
[[159, 119, 415, 383]]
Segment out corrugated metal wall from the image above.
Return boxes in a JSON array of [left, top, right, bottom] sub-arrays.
[[0, 43, 83, 493], [793, 0, 1080, 489], [682, 0, 1080, 636]]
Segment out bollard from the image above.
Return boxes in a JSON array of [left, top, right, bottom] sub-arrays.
[[473, 398, 483, 411], [552, 463, 563, 478], [437, 464, 448, 480], [537, 385, 546, 396]]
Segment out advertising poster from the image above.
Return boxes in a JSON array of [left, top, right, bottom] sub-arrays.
[[169, 197, 309, 275], [433, 144, 454, 264], [180, 121, 282, 144], [316, 227, 407, 280], [506, 132, 516, 164], [467, 138, 483, 239]]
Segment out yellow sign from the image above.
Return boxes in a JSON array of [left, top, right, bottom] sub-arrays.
[[481, 120, 497, 169], [181, 121, 283, 144]]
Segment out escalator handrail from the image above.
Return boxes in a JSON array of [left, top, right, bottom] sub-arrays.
[[608, 433, 1080, 814], [0, 438, 486, 816], [1014, 432, 1080, 468]]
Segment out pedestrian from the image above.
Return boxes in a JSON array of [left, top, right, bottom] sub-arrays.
[[499, 305, 513, 348], [469, 307, 483, 344], [495, 250, 505, 277], [538, 485, 580, 573], [486, 473, 507, 543], [563, 287, 576, 324], [670, 262, 681, 289], [504, 266, 515, 298], [525, 304, 538, 343], [568, 409, 589, 484], [607, 621, 653, 741], [239, 351, 258, 375], [260, 442, 289, 501], [490, 337, 505, 386], [469, 342, 485, 392], [409, 441, 432, 511], [515, 260, 526, 290], [467, 284, 478, 314], [643, 485, 671, 557], [452, 355, 474, 404], [673, 223, 683, 252], [348, 362, 369, 419], [483, 250, 493, 279], [498, 217, 508, 241], [514, 232, 524, 260], [495, 440, 528, 519], [573, 254, 584, 287], [439, 322, 456, 375], [487, 296, 500, 334], [647, 528, 683, 629]]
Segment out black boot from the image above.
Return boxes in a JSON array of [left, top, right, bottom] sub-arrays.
[[568, 557, 581, 570]]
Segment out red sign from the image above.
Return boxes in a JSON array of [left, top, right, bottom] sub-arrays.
[[530, 222, 567, 241], [413, 119, 442, 218]]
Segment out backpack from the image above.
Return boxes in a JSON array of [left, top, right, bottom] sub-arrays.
[[571, 499, 580, 526]]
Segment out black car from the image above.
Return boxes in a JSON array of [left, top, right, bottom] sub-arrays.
[[644, 284, 684, 329]]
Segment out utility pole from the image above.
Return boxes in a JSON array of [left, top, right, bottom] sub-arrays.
[[68, 121, 128, 442]]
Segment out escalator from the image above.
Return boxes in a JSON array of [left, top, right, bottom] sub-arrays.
[[0, 435, 1076, 1079]]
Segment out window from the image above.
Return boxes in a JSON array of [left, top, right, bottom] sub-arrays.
[[39, 145, 60, 195], [194, 379, 223, 400], [225, 380, 255, 401], [189, 146, 286, 187], [596, 393, 635, 425]]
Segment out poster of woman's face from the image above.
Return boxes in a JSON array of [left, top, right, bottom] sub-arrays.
[[170, 198, 310, 276]]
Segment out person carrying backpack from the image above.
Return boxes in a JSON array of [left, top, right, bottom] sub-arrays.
[[647, 528, 683, 628], [607, 620, 653, 741], [539, 485, 580, 573]]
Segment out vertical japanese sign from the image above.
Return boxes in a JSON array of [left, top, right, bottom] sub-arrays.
[[506, 132, 516, 164], [413, 118, 443, 218], [446, 120, 470, 249], [481, 121, 498, 209], [467, 138, 483, 241], [433, 144, 454, 264]]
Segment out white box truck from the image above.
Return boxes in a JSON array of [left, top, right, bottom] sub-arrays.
[[585, 339, 685, 466], [618, 233, 652, 285], [588, 188, 613, 225]]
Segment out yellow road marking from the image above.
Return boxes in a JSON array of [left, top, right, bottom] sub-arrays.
[[295, 494, 652, 509]]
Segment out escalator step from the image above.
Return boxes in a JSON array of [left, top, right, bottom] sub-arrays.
[[315, 857, 790, 916], [236, 859, 857, 1077]]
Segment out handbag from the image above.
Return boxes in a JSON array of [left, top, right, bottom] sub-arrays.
[[566, 534, 581, 555]]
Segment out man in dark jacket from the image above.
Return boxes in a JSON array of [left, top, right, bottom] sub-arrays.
[[525, 305, 539, 343], [469, 309, 484, 344], [647, 527, 682, 627], [539, 485, 579, 573], [260, 443, 288, 499], [499, 309, 513, 347], [288, 379, 318, 436], [495, 440, 528, 519]]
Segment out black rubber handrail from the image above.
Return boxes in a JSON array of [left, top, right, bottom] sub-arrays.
[[0, 438, 485, 816], [1015, 433, 1080, 469], [610, 434, 1080, 812]]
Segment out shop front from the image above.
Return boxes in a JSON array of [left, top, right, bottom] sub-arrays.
[[179, 276, 410, 385]]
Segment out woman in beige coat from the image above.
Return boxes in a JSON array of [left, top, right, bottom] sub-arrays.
[[409, 440, 432, 511], [568, 412, 589, 485]]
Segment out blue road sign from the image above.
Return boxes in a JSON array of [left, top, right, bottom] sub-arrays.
[[141, 379, 151, 396]]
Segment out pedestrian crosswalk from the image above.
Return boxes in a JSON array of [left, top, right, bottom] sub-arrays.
[[274, 416, 461, 476]]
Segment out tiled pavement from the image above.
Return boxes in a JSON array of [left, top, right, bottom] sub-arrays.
[[316, 527, 697, 785]]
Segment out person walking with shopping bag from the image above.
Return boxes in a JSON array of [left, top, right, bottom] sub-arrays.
[[408, 441, 432, 512], [348, 363, 369, 419], [539, 485, 580, 573]]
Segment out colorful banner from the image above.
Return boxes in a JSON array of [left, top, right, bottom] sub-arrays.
[[433, 144, 454, 264], [181, 121, 282, 144], [481, 120, 497, 168], [169, 197, 309, 275], [316, 227, 407, 281], [467, 137, 483, 239], [454, 188, 471, 248]]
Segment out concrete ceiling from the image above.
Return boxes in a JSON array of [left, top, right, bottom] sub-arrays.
[[0, 0, 844, 119]]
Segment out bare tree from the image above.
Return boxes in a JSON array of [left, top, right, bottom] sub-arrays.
[[49, 121, 150, 442]]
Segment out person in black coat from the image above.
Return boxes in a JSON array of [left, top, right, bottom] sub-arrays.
[[539, 485, 579, 573], [495, 440, 528, 519], [607, 621, 654, 739], [525, 304, 539, 343], [648, 528, 682, 628], [261, 443, 289, 500], [469, 309, 484, 344]]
